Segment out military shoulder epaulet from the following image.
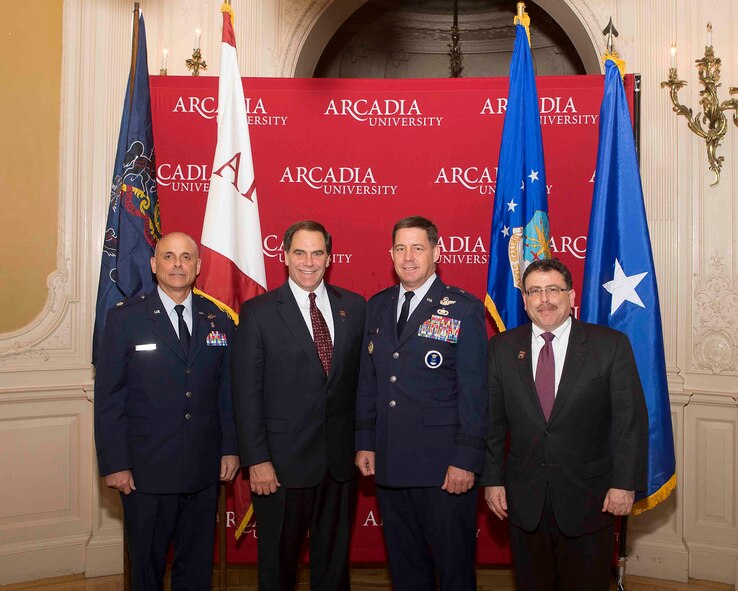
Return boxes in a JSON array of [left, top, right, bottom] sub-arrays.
[[442, 285, 479, 303], [115, 294, 147, 309]]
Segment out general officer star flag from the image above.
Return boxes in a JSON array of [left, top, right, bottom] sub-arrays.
[[485, 11, 551, 332], [581, 58, 676, 513]]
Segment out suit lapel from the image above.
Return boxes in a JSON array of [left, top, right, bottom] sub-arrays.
[[382, 286, 400, 343], [514, 325, 545, 422], [327, 285, 346, 382], [147, 290, 187, 363], [276, 283, 326, 378], [548, 319, 587, 424], [189, 296, 209, 363]]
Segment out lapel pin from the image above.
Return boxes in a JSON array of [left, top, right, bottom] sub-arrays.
[[518, 351, 526, 359], [339, 309, 346, 318], [426, 297, 433, 303], [153, 309, 161, 314]]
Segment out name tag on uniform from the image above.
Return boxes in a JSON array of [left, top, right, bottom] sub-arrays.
[[206, 331, 228, 346], [135, 343, 157, 351], [418, 315, 461, 343]]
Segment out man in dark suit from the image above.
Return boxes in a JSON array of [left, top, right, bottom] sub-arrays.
[[232, 220, 365, 590], [481, 258, 649, 590], [355, 216, 488, 590], [94, 231, 240, 591]]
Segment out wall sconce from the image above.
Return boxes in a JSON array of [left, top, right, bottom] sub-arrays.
[[661, 23, 738, 187]]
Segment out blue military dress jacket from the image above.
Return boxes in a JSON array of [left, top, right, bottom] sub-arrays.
[[355, 277, 488, 487], [94, 289, 238, 494]]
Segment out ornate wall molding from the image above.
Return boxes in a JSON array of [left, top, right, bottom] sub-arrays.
[[692, 253, 738, 375]]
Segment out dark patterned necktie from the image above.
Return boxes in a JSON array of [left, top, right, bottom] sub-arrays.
[[397, 291, 415, 337], [309, 292, 333, 375], [535, 332, 555, 421], [174, 304, 191, 354]]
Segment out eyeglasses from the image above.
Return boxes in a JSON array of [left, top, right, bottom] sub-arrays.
[[524, 286, 570, 297]]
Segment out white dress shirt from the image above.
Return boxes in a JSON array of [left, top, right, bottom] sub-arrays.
[[289, 278, 335, 343], [157, 286, 193, 338], [531, 316, 572, 396]]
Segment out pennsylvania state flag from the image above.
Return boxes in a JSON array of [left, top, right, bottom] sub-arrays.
[[93, 12, 161, 366], [486, 21, 550, 332], [581, 59, 676, 513]]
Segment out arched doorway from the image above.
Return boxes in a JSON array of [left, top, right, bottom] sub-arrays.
[[285, 1, 601, 78]]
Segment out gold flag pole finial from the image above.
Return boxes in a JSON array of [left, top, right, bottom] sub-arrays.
[[514, 2, 531, 46]]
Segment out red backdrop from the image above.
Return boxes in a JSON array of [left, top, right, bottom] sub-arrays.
[[151, 74, 634, 563]]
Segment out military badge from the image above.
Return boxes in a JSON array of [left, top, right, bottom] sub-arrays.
[[439, 297, 456, 306], [424, 350, 443, 369], [436, 308, 449, 316], [368, 341, 374, 355]]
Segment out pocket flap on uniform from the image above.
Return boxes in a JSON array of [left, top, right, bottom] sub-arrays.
[[578, 456, 612, 479], [266, 417, 289, 433], [422, 406, 459, 426], [129, 417, 152, 437]]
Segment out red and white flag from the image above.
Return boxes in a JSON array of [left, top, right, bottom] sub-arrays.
[[197, 2, 266, 539]]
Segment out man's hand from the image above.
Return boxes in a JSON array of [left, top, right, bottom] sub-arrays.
[[248, 461, 280, 495], [484, 486, 508, 520], [355, 450, 375, 476], [602, 488, 635, 516], [105, 470, 136, 495], [441, 465, 475, 494], [220, 455, 240, 482]]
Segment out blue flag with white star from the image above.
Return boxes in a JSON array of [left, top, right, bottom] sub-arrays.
[[581, 59, 676, 513], [92, 12, 161, 366], [486, 23, 550, 331]]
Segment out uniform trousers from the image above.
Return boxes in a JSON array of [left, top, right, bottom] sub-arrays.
[[508, 488, 614, 591], [375, 484, 477, 591], [120, 484, 218, 591], [252, 471, 354, 591]]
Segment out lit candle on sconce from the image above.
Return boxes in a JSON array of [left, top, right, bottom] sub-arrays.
[[670, 43, 676, 69], [195, 28, 201, 49], [706, 22, 712, 47], [162, 48, 168, 70]]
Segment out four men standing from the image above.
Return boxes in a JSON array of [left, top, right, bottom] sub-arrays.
[[95, 223, 648, 590]]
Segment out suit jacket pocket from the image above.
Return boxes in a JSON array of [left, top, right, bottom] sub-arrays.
[[129, 417, 152, 437], [423, 405, 459, 427], [578, 456, 613, 479], [266, 417, 289, 433]]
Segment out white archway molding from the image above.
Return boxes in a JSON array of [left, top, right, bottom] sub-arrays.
[[280, 0, 606, 78]]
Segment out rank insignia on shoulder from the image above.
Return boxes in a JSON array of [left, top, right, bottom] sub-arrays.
[[206, 331, 228, 346], [439, 297, 456, 306]]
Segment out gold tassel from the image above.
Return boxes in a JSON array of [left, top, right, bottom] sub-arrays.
[[221, 2, 234, 27], [602, 52, 626, 80], [513, 4, 532, 47]]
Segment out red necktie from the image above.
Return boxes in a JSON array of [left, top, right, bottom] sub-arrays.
[[309, 292, 333, 375], [535, 332, 555, 421]]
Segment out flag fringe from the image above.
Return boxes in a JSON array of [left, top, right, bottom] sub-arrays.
[[631, 473, 677, 516], [234, 502, 254, 540], [484, 294, 507, 333], [192, 287, 240, 325]]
